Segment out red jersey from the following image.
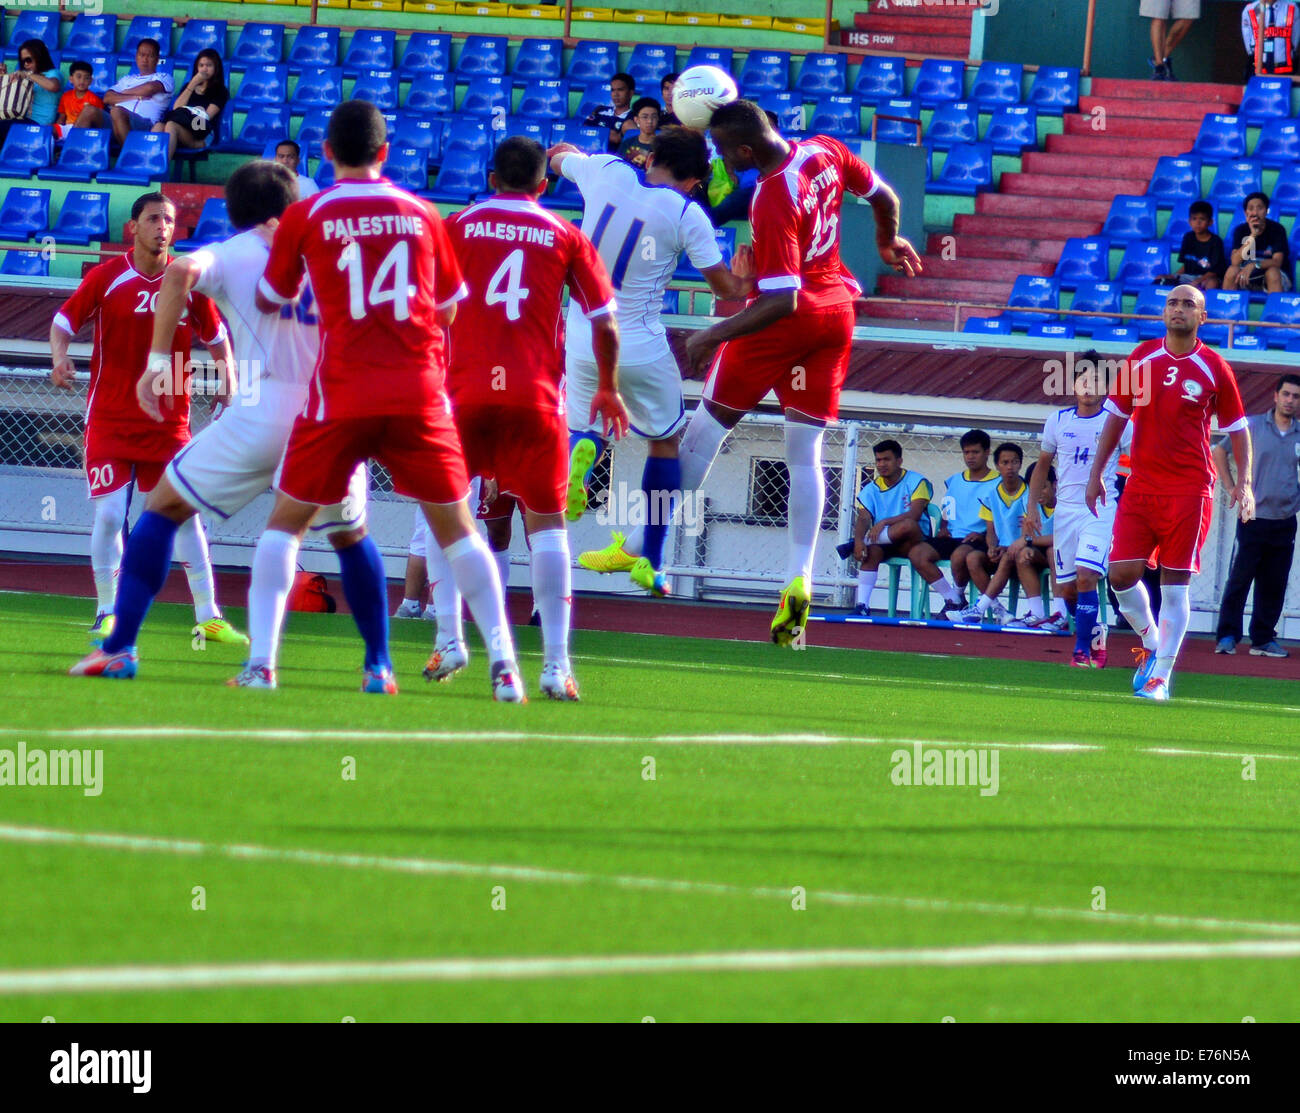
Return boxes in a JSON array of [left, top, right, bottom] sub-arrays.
[[748, 135, 878, 312], [443, 195, 616, 413], [1105, 338, 1248, 498], [258, 178, 467, 420], [54, 252, 227, 453]]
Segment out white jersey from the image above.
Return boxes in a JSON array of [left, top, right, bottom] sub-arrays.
[[1042, 405, 1132, 506], [561, 152, 722, 364]]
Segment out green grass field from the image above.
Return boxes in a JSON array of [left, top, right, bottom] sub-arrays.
[[2, 590, 1299, 1022]]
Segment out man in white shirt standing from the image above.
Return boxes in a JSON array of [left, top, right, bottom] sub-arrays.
[[274, 139, 320, 200], [101, 39, 175, 148]]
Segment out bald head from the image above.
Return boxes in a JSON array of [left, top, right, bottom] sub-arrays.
[[1164, 282, 1207, 337]]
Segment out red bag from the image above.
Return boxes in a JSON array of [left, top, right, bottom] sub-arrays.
[[287, 571, 336, 613]]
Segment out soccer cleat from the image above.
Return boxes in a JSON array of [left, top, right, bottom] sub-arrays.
[[1092, 646, 1108, 669], [393, 600, 423, 619], [1071, 651, 1095, 668], [1090, 624, 1108, 668], [69, 647, 138, 679], [539, 662, 580, 701], [565, 438, 597, 522], [1038, 611, 1071, 634], [578, 531, 637, 574], [1215, 637, 1238, 655], [1131, 647, 1157, 693], [1136, 676, 1170, 701], [991, 603, 1011, 625], [88, 612, 115, 642], [423, 640, 469, 682], [421, 604, 437, 623], [629, 557, 670, 597], [938, 599, 965, 621], [770, 576, 811, 646], [1005, 613, 1036, 628], [362, 666, 398, 694], [1250, 640, 1289, 658], [853, 603, 872, 617], [195, 617, 249, 647], [956, 604, 984, 624], [227, 663, 276, 689], [491, 660, 527, 703]]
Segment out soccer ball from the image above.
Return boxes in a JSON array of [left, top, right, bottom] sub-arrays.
[[671, 65, 739, 130]]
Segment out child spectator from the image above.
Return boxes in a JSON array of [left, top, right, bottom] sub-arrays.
[[56, 61, 106, 136], [1160, 201, 1225, 288], [959, 442, 1027, 623], [847, 439, 933, 617], [155, 50, 227, 160], [1007, 462, 1057, 627], [618, 97, 661, 168]]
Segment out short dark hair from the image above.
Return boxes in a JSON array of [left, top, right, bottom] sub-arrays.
[[1188, 200, 1213, 220], [661, 72, 680, 87], [226, 160, 298, 230], [68, 60, 94, 78], [994, 442, 1023, 465], [765, 110, 780, 131], [327, 100, 387, 168], [276, 139, 301, 158], [1243, 190, 1270, 212], [1025, 461, 1057, 485], [631, 97, 661, 118], [130, 191, 172, 222], [1276, 373, 1300, 392], [709, 98, 770, 142], [873, 439, 903, 458], [960, 429, 991, 451], [649, 127, 710, 182], [611, 72, 635, 91], [137, 38, 161, 56], [493, 135, 547, 192]]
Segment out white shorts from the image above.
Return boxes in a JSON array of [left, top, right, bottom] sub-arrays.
[[1052, 504, 1115, 582], [1139, 0, 1199, 20], [166, 404, 367, 536], [566, 352, 686, 440]]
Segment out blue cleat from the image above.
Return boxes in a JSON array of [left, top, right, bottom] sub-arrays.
[[1131, 647, 1157, 693], [362, 667, 397, 694], [69, 647, 138, 679], [1135, 677, 1170, 701]]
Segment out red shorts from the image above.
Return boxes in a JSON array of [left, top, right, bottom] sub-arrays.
[[84, 425, 186, 497], [478, 491, 520, 521], [455, 404, 566, 517], [703, 304, 855, 424], [277, 410, 469, 507], [1111, 491, 1214, 573]]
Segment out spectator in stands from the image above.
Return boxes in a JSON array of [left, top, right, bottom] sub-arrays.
[[617, 98, 661, 168], [55, 61, 106, 137], [0, 40, 63, 146], [1242, 0, 1300, 78], [584, 72, 636, 152], [959, 443, 1028, 624], [274, 140, 320, 200], [102, 39, 174, 149], [848, 439, 933, 617], [1223, 191, 1291, 293], [1008, 461, 1057, 627], [660, 73, 681, 126], [154, 50, 227, 161], [1141, 0, 1199, 80], [1159, 200, 1225, 289], [1214, 373, 1300, 658]]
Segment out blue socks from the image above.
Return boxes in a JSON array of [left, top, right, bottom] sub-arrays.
[[1074, 589, 1099, 656], [103, 511, 179, 654], [337, 534, 390, 672], [640, 455, 681, 572], [569, 430, 605, 487]]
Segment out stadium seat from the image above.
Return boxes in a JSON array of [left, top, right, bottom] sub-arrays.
[[852, 56, 905, 105], [518, 80, 568, 120], [38, 128, 110, 183], [381, 146, 429, 193], [549, 121, 604, 154], [1271, 164, 1300, 216], [1188, 114, 1246, 163], [83, 56, 117, 98], [1092, 325, 1139, 345], [423, 149, 487, 203], [0, 125, 52, 178], [173, 198, 231, 252], [460, 76, 510, 117], [985, 105, 1037, 155], [1028, 321, 1076, 340], [1256, 292, 1300, 347], [502, 116, 548, 146], [1199, 289, 1249, 345], [231, 64, 288, 110], [808, 96, 860, 138], [1026, 65, 1079, 115], [443, 117, 493, 158], [98, 132, 168, 185], [923, 102, 978, 151], [925, 142, 993, 196], [398, 32, 451, 79], [970, 61, 1022, 111], [674, 227, 735, 281], [0, 249, 47, 277], [661, 289, 681, 315], [1102, 194, 1158, 243], [342, 30, 396, 78], [229, 23, 282, 70], [1230, 332, 1266, 351], [175, 20, 227, 68], [404, 74, 455, 115], [4, 12, 58, 62], [870, 98, 921, 145], [1068, 281, 1122, 334], [216, 104, 288, 155], [961, 315, 1011, 335], [512, 38, 563, 85], [1146, 156, 1201, 205], [1206, 159, 1262, 211], [64, 14, 117, 59], [740, 51, 790, 97], [565, 40, 618, 89], [685, 46, 733, 72], [575, 81, 612, 123], [454, 35, 507, 81], [541, 174, 583, 210], [393, 115, 443, 164], [287, 26, 340, 73], [1237, 75, 1290, 125], [758, 91, 803, 133], [1115, 240, 1169, 292], [627, 44, 677, 91], [351, 70, 400, 113], [117, 17, 172, 67], [1006, 275, 1060, 330], [313, 158, 335, 190], [296, 109, 332, 151], [0, 187, 49, 240], [795, 53, 846, 99], [1253, 118, 1300, 169], [289, 67, 343, 115], [912, 59, 965, 108], [1134, 285, 1171, 339], [1054, 236, 1110, 289]]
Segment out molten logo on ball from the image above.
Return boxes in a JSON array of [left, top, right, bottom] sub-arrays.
[[671, 65, 739, 130]]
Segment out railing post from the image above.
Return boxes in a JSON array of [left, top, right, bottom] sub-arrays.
[[837, 423, 860, 609], [1082, 0, 1097, 76]]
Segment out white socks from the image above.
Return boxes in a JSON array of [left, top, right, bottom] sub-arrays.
[[529, 528, 571, 669], [856, 568, 878, 607], [426, 537, 463, 646], [248, 529, 299, 670], [174, 514, 219, 623], [90, 488, 128, 613], [1025, 594, 1046, 621], [493, 548, 511, 593], [444, 532, 515, 667], [784, 421, 825, 586], [976, 593, 996, 615], [1115, 581, 1158, 652], [933, 576, 963, 606], [1154, 583, 1191, 683]]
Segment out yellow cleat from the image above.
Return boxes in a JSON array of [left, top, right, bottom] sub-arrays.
[[770, 576, 811, 647], [578, 531, 637, 573], [194, 617, 250, 647], [565, 438, 597, 522], [629, 557, 670, 597]]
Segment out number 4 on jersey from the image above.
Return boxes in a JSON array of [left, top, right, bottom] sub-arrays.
[[485, 248, 531, 321]]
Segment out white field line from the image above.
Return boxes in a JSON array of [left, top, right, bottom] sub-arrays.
[[6, 939, 1300, 996], [1142, 747, 1300, 762], [2, 822, 1299, 940]]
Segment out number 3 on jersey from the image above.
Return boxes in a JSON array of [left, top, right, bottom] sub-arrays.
[[486, 248, 531, 321], [337, 240, 411, 321]]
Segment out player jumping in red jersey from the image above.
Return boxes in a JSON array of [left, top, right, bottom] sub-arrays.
[[681, 100, 922, 644], [252, 100, 523, 699], [1086, 284, 1253, 701], [52, 190, 245, 653]]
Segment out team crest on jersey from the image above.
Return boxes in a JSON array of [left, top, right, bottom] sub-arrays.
[[1181, 378, 1203, 401]]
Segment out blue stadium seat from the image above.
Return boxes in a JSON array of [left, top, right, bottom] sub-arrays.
[[117, 17, 172, 67], [1054, 236, 1110, 288], [1160, 198, 1214, 244], [796, 53, 846, 99], [962, 315, 1011, 335], [1256, 292, 1300, 347], [970, 61, 1022, 111], [541, 174, 583, 210], [424, 149, 487, 204], [1237, 76, 1290, 125], [1207, 159, 1262, 211], [870, 98, 921, 145], [852, 56, 905, 105], [549, 121, 604, 154], [173, 198, 231, 252], [443, 117, 493, 158], [1028, 321, 1076, 340], [312, 157, 335, 189], [398, 32, 450, 79], [381, 146, 429, 193], [84, 56, 117, 97], [289, 67, 343, 115], [1271, 164, 1300, 216], [1199, 289, 1249, 346], [808, 96, 860, 138], [1189, 114, 1246, 163], [1006, 275, 1060, 330], [739, 51, 789, 97], [296, 109, 332, 151], [924, 102, 978, 150], [1068, 281, 1122, 334], [1231, 333, 1266, 351], [1134, 285, 1171, 339], [0, 187, 49, 240], [912, 59, 965, 108], [351, 69, 400, 112], [175, 20, 226, 68], [38, 129, 110, 183], [1026, 65, 1079, 116], [461, 75, 510, 117], [0, 249, 47, 277], [1116, 241, 1170, 293], [229, 23, 282, 70], [575, 81, 611, 122], [662, 289, 681, 316], [64, 14, 117, 59], [1146, 156, 1201, 205], [502, 116, 547, 147], [231, 64, 288, 110], [925, 142, 992, 195], [454, 34, 507, 81], [984, 105, 1037, 155], [393, 115, 443, 164], [1092, 325, 1139, 345], [343, 30, 395, 78], [288, 26, 339, 73], [512, 38, 563, 85], [518, 80, 568, 120], [1102, 194, 1158, 243], [5, 11, 58, 61], [0, 125, 52, 177], [759, 91, 803, 133], [674, 227, 735, 281], [566, 41, 618, 89], [685, 46, 733, 72], [1253, 118, 1300, 169], [217, 104, 289, 155], [628, 44, 677, 91], [404, 73, 455, 115]]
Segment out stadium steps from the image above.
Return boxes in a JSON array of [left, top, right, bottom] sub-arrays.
[[1089, 76, 1243, 105], [915, 256, 1055, 281], [972, 193, 1112, 221], [1077, 94, 1231, 121], [932, 231, 1073, 263], [1062, 114, 1200, 141], [840, 0, 979, 59], [999, 171, 1149, 199], [875, 275, 1014, 302], [1044, 133, 1176, 159], [1020, 150, 1160, 181]]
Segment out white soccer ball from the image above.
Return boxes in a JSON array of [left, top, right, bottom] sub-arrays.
[[671, 65, 739, 130]]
